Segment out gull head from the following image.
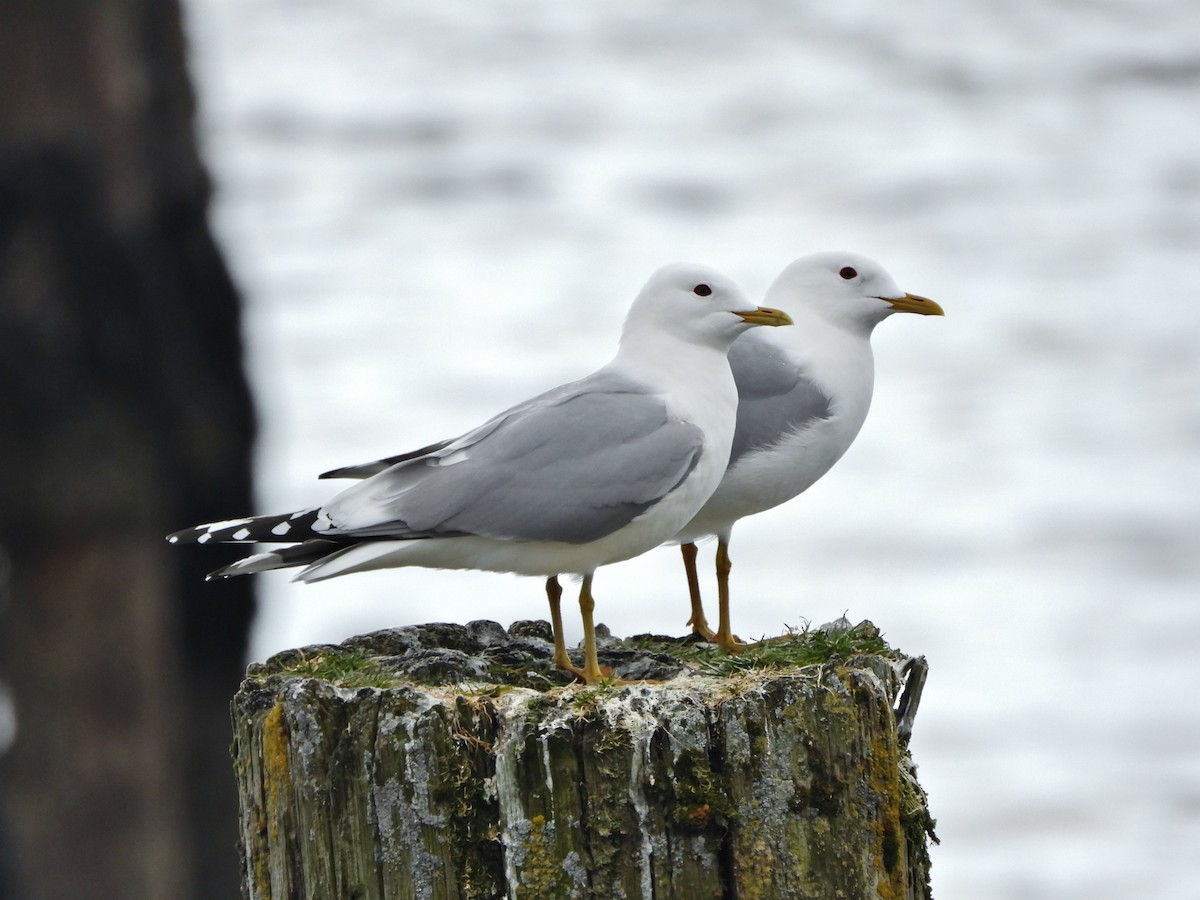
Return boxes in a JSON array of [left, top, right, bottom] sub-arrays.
[[623, 262, 793, 351], [767, 251, 943, 335]]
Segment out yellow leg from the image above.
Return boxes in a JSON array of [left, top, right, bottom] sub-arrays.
[[577, 575, 606, 684], [681, 543, 716, 640], [546, 576, 586, 679], [712, 540, 744, 654]]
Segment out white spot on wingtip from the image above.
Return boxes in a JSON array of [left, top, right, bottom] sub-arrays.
[[167, 535, 178, 544], [271, 521, 292, 536], [202, 517, 253, 533], [232, 528, 251, 541]]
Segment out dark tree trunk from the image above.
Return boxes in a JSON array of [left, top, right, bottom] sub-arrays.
[[0, 2, 255, 897]]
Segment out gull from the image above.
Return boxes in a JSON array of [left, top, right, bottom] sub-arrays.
[[673, 251, 944, 652], [167, 263, 792, 683]]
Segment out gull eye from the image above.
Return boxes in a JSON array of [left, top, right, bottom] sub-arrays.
[[693, 284, 712, 297], [839, 266, 858, 280]]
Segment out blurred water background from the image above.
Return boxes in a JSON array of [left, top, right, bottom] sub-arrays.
[[184, 2, 1200, 897]]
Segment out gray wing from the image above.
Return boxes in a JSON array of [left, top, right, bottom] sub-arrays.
[[319, 372, 704, 544], [728, 335, 832, 465]]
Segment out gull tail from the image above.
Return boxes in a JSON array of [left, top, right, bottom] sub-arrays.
[[166, 508, 323, 546], [292, 542, 404, 583]]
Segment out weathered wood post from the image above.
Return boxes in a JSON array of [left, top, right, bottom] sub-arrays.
[[232, 619, 936, 899]]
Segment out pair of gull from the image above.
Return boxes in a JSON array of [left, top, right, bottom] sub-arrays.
[[170, 252, 943, 683]]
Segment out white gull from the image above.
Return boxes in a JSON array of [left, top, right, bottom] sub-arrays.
[[168, 263, 792, 681], [673, 251, 944, 651]]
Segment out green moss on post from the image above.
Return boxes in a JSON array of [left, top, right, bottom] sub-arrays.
[[232, 620, 935, 899]]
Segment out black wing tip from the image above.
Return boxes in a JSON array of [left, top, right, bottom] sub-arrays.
[[165, 524, 230, 545], [319, 439, 457, 482], [166, 527, 197, 545]]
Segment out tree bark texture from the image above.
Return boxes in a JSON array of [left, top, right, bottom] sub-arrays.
[[232, 622, 936, 899], [0, 2, 256, 897]]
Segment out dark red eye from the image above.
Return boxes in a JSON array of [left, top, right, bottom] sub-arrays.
[[839, 267, 858, 280], [693, 284, 712, 296]]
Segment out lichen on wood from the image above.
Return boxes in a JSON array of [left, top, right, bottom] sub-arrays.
[[232, 619, 935, 899]]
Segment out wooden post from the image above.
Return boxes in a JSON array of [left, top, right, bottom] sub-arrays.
[[232, 620, 936, 899]]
